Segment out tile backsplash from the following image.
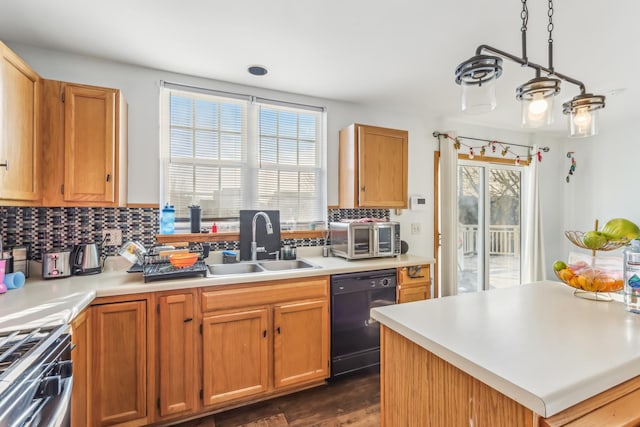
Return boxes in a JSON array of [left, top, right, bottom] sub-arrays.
[[0, 206, 389, 259]]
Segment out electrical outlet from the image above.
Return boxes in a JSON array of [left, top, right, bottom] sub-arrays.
[[102, 229, 122, 246], [411, 223, 422, 235]]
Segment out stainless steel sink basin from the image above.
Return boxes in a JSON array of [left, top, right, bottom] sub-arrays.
[[258, 259, 318, 271], [207, 263, 265, 275]]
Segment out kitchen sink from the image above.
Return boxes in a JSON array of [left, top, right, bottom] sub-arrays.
[[258, 259, 318, 271], [207, 259, 319, 276], [207, 263, 265, 275]]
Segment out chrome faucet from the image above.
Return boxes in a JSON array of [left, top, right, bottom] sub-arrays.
[[251, 211, 274, 261]]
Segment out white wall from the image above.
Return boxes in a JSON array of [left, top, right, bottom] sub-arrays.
[[9, 42, 438, 257], [557, 123, 640, 258]]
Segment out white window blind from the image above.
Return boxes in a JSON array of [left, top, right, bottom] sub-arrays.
[[160, 83, 326, 225]]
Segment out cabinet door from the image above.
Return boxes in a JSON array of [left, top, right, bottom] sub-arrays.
[[358, 125, 408, 208], [158, 293, 197, 418], [71, 309, 91, 427], [0, 43, 40, 202], [202, 308, 269, 406], [273, 299, 329, 388], [92, 300, 148, 426], [398, 284, 429, 304], [64, 84, 116, 203]]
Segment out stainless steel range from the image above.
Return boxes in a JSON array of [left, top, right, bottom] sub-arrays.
[[0, 324, 72, 426]]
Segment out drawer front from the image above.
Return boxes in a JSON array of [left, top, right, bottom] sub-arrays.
[[202, 276, 329, 312], [398, 265, 430, 286]]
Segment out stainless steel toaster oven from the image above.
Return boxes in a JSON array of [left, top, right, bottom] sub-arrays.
[[329, 221, 400, 259]]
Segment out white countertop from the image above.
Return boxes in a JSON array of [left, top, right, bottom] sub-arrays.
[[0, 251, 433, 332], [371, 281, 640, 418]]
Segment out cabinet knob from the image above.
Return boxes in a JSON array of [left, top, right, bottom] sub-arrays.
[[0, 160, 8, 171], [361, 186, 365, 192], [106, 174, 111, 182]]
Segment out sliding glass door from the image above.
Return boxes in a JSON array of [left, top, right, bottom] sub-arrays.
[[457, 162, 522, 293]]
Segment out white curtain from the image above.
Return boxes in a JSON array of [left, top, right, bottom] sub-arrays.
[[522, 144, 546, 282], [439, 133, 459, 296]]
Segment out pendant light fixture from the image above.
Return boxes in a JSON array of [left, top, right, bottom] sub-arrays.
[[454, 0, 605, 137]]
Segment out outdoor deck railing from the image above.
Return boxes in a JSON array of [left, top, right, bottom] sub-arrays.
[[460, 224, 520, 256]]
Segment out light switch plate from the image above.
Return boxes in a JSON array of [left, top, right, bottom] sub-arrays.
[[411, 223, 422, 234]]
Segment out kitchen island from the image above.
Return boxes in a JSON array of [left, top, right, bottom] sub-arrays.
[[371, 281, 640, 426]]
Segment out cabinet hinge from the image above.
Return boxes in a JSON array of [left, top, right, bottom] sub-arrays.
[[157, 398, 160, 410], [200, 389, 204, 400], [61, 93, 65, 103]]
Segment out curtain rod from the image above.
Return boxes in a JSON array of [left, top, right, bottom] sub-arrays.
[[432, 131, 550, 152]]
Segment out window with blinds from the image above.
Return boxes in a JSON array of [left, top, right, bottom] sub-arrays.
[[160, 83, 326, 226]]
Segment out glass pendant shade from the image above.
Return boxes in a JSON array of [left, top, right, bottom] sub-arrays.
[[461, 78, 497, 114], [521, 92, 554, 127], [516, 76, 560, 128], [562, 93, 605, 138], [455, 55, 502, 114], [567, 107, 599, 137]]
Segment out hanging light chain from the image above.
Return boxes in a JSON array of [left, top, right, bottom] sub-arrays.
[[547, 0, 554, 43], [521, 0, 529, 61], [547, 0, 554, 73]]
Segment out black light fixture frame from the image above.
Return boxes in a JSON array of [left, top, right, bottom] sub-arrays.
[[455, 0, 605, 122]]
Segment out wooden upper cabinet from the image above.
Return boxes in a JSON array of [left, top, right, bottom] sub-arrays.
[[339, 123, 408, 208], [273, 299, 329, 389], [157, 292, 198, 419], [0, 42, 40, 203], [41, 80, 128, 206]]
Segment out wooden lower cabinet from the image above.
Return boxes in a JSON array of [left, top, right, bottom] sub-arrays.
[[397, 265, 431, 304], [202, 308, 270, 406], [71, 309, 91, 427], [92, 299, 148, 426], [157, 291, 198, 420], [73, 278, 330, 426], [273, 299, 329, 388], [201, 276, 330, 411]]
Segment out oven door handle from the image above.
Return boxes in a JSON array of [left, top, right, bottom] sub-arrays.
[[44, 376, 73, 427]]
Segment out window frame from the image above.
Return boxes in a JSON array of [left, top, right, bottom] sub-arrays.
[[159, 82, 328, 229]]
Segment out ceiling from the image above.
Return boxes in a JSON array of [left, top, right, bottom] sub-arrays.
[[0, 0, 637, 135]]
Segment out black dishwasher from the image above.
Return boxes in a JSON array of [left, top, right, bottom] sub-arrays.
[[330, 268, 397, 378]]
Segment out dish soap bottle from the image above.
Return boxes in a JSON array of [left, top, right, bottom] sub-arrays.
[[160, 203, 175, 234], [623, 239, 640, 313]]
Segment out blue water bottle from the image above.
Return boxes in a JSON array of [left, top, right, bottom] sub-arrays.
[[160, 204, 175, 234]]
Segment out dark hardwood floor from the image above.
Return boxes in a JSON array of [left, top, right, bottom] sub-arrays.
[[177, 368, 380, 427]]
